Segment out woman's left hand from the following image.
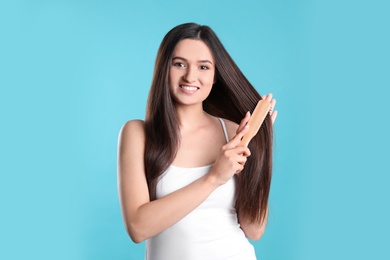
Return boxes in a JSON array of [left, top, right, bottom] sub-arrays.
[[262, 93, 277, 125]]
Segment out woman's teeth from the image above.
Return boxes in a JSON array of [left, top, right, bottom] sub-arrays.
[[180, 85, 198, 91]]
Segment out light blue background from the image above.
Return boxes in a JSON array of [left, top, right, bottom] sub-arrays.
[[1, 0, 389, 259]]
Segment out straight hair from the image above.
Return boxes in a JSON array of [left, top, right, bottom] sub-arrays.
[[144, 23, 273, 224]]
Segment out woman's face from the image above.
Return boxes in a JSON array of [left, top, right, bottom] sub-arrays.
[[169, 39, 215, 107]]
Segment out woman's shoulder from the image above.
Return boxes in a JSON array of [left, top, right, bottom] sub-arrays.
[[120, 119, 145, 132], [118, 119, 146, 143], [121, 119, 145, 129]]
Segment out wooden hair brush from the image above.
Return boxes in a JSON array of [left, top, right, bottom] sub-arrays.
[[240, 99, 271, 147]]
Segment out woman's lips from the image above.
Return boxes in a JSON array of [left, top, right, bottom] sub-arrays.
[[180, 84, 199, 94]]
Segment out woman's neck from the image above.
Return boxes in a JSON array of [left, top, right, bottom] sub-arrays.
[[175, 103, 211, 130]]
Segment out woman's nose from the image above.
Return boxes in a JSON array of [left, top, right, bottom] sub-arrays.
[[183, 67, 197, 82]]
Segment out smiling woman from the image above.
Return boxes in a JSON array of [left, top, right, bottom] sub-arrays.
[[169, 39, 215, 106], [117, 23, 277, 260]]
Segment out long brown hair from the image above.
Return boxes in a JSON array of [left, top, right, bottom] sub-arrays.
[[144, 23, 273, 224]]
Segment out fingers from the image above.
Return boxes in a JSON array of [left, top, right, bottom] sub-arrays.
[[236, 111, 251, 134], [234, 147, 251, 173], [236, 146, 251, 157], [262, 93, 274, 104], [271, 110, 278, 124], [226, 124, 249, 149], [270, 99, 276, 113], [263, 93, 277, 124], [228, 147, 251, 174], [222, 146, 251, 164], [262, 93, 273, 102]]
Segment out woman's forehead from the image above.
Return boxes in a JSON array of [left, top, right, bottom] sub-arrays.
[[172, 39, 214, 63]]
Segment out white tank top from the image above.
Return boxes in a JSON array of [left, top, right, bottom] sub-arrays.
[[146, 118, 256, 260]]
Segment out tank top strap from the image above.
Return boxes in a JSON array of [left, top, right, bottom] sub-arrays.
[[218, 118, 229, 143]]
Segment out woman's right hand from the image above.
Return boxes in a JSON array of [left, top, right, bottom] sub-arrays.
[[209, 120, 251, 185]]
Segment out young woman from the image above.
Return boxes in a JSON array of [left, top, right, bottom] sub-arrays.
[[118, 23, 277, 259]]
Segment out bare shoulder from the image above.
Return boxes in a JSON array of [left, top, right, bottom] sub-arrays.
[[118, 120, 146, 152], [221, 118, 239, 140], [118, 120, 146, 180], [119, 120, 145, 141]]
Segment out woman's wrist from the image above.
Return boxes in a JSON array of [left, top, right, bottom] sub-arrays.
[[204, 169, 225, 188]]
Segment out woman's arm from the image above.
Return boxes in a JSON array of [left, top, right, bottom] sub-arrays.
[[117, 120, 250, 243], [238, 208, 269, 241]]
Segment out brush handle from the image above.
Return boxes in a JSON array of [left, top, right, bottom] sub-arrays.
[[240, 100, 271, 147]]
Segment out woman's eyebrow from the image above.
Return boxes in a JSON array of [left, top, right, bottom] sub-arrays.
[[172, 56, 213, 65], [199, 59, 213, 65]]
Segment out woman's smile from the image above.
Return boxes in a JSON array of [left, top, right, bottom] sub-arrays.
[[179, 84, 199, 94], [169, 39, 215, 105]]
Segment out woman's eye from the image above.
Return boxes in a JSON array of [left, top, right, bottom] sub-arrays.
[[200, 65, 209, 70], [174, 62, 185, 67]]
